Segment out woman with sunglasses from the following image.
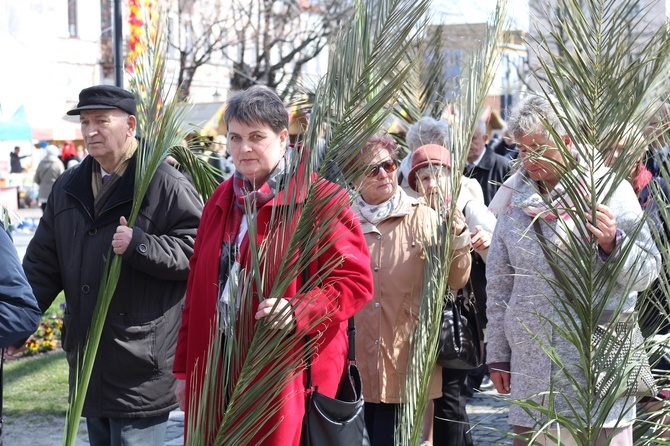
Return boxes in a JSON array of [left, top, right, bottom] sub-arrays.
[[347, 134, 472, 446]]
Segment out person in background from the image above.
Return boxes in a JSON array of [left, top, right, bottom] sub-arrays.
[[348, 135, 471, 446], [463, 118, 512, 393], [0, 217, 41, 348], [11, 84, 203, 446], [486, 95, 660, 445], [76, 144, 88, 161], [401, 116, 485, 202], [34, 145, 64, 212], [408, 143, 496, 446], [464, 119, 511, 206], [643, 101, 670, 178], [10, 146, 28, 173], [173, 86, 373, 445], [61, 140, 81, 169]]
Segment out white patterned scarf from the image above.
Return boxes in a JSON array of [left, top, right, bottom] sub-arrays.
[[355, 187, 403, 225]]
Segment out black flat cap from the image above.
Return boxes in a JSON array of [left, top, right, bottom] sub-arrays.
[[67, 85, 137, 116]]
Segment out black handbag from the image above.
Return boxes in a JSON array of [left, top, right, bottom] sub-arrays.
[[301, 318, 370, 446], [436, 284, 486, 370]]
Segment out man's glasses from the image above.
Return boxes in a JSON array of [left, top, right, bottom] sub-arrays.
[[365, 160, 398, 178]]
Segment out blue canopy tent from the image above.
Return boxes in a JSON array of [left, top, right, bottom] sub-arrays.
[[0, 106, 32, 141]]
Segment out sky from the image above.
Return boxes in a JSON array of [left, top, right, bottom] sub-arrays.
[[431, 0, 529, 31]]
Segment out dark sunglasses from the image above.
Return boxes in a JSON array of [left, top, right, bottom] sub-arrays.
[[365, 159, 398, 178]]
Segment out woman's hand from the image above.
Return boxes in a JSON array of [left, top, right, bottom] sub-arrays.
[[451, 208, 467, 236], [585, 203, 617, 255], [255, 298, 295, 329], [175, 378, 187, 410], [112, 216, 133, 255], [470, 225, 491, 251], [490, 370, 511, 394]]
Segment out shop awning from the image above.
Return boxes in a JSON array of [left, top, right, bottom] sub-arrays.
[[0, 106, 32, 141]]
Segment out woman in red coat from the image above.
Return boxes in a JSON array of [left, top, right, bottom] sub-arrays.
[[173, 86, 374, 445]]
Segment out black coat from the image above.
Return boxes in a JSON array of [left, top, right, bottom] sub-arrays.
[[464, 148, 511, 206], [23, 154, 203, 418]]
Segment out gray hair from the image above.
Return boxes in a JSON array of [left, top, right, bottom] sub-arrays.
[[224, 85, 289, 134], [507, 95, 566, 140], [406, 116, 451, 151]]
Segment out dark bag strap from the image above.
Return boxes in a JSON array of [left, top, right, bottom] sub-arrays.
[[303, 268, 356, 390], [305, 318, 356, 390]]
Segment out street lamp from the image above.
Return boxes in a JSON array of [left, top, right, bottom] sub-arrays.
[[114, 0, 123, 87]]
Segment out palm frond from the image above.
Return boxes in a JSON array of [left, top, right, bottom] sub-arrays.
[[168, 144, 220, 200], [398, 2, 508, 444]]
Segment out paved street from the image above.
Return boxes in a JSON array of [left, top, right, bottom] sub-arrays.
[[8, 207, 512, 445]]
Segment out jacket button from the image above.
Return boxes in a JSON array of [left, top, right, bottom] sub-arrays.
[[374, 302, 379, 308], [376, 235, 381, 240], [374, 339, 379, 345], [88, 228, 97, 236], [138, 243, 148, 253], [373, 266, 379, 272], [81, 285, 90, 294]]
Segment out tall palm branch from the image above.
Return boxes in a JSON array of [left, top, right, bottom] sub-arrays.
[[495, 0, 670, 443], [62, 10, 218, 445], [396, 3, 508, 445]]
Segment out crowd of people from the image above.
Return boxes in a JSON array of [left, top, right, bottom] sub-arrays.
[[1, 82, 668, 446], [8, 140, 88, 210]]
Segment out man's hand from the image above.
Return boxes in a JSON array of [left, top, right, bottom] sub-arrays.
[[255, 298, 295, 330], [490, 370, 511, 394], [112, 216, 133, 255]]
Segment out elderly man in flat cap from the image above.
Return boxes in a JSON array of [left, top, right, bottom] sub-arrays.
[[10, 85, 203, 445]]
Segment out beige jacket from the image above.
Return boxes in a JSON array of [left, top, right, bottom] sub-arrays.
[[353, 190, 471, 404]]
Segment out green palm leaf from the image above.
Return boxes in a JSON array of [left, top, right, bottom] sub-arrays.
[[397, 3, 508, 445]]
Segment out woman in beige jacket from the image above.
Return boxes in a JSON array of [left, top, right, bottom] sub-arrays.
[[349, 134, 471, 446]]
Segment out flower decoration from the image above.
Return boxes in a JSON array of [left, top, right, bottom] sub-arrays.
[[126, 0, 157, 73], [23, 312, 64, 356]]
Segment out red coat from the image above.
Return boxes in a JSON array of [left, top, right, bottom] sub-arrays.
[[174, 175, 373, 445]]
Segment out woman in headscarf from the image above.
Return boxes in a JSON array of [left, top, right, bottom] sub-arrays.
[[407, 143, 496, 446]]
